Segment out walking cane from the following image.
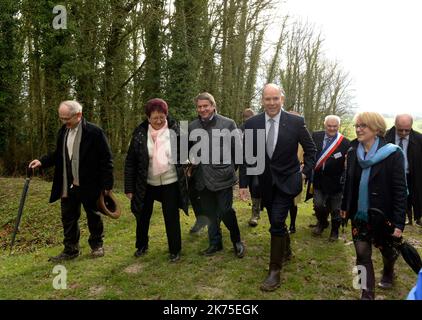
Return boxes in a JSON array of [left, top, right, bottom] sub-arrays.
[[9, 167, 34, 255]]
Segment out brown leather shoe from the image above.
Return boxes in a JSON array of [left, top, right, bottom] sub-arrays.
[[91, 247, 105, 258]]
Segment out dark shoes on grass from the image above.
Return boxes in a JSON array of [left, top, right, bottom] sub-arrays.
[[48, 251, 80, 262]]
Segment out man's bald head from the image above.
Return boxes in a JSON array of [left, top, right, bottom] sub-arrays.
[[261, 83, 285, 118], [395, 114, 413, 126], [262, 83, 285, 98], [395, 114, 413, 138]]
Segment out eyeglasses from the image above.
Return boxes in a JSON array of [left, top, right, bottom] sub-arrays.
[[397, 129, 411, 133], [353, 123, 368, 130], [59, 114, 77, 122], [149, 116, 166, 122]]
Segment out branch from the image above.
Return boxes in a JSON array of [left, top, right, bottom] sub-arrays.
[[111, 59, 146, 102]]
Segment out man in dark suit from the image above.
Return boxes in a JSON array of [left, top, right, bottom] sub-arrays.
[[239, 83, 316, 291], [310, 115, 350, 241], [385, 114, 422, 227], [29, 100, 114, 262]]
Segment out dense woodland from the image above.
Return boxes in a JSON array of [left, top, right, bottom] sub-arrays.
[[0, 0, 353, 175]]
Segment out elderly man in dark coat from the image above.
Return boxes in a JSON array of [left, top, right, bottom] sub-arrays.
[[29, 100, 114, 262], [385, 114, 422, 226]]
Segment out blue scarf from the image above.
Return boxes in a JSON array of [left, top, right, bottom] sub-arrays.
[[355, 137, 403, 222]]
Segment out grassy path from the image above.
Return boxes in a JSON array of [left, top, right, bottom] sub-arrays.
[[1, 177, 420, 300]]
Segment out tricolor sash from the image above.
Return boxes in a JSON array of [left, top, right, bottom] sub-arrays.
[[314, 133, 344, 171]]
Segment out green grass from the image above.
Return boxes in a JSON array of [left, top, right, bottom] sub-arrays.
[[0, 177, 421, 300]]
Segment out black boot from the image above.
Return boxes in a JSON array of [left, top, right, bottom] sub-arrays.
[[248, 198, 261, 227], [312, 207, 329, 236], [378, 256, 396, 289], [282, 233, 292, 265], [360, 263, 375, 300], [260, 235, 284, 292], [329, 220, 341, 242], [361, 290, 375, 300], [289, 205, 297, 233], [406, 209, 413, 225]]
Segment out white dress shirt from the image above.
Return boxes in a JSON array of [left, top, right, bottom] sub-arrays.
[[395, 133, 409, 174], [265, 110, 281, 154]]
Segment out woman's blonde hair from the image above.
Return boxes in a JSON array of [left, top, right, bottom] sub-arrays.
[[353, 112, 387, 137]]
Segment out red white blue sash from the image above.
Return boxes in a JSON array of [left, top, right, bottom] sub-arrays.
[[314, 133, 344, 171]]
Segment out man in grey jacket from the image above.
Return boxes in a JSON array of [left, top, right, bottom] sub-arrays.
[[188, 92, 245, 258]]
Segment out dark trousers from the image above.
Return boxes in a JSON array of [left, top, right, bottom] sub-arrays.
[[189, 186, 207, 227], [134, 182, 181, 255], [248, 175, 261, 199], [407, 173, 421, 220], [60, 186, 103, 253], [313, 189, 342, 223], [199, 187, 241, 247], [265, 187, 293, 236]]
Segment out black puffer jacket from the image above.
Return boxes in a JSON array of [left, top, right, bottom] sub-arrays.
[[124, 117, 189, 215]]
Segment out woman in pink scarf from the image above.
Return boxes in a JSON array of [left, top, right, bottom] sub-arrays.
[[124, 98, 189, 262]]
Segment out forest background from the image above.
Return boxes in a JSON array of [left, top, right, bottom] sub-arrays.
[[0, 0, 356, 177]]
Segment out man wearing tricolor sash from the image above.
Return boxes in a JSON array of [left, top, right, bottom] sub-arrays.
[[311, 115, 350, 241]]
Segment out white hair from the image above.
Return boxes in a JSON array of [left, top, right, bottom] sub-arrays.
[[60, 100, 83, 115], [324, 115, 341, 126], [395, 113, 413, 125]]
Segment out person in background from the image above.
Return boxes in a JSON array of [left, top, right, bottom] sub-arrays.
[[124, 98, 189, 262], [239, 108, 262, 227], [311, 115, 350, 241], [187, 188, 207, 234], [385, 114, 422, 227], [340, 112, 407, 300]]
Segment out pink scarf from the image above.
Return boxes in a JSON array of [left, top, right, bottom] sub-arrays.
[[149, 120, 170, 176]]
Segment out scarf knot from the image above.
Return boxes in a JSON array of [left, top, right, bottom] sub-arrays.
[[149, 120, 171, 176]]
